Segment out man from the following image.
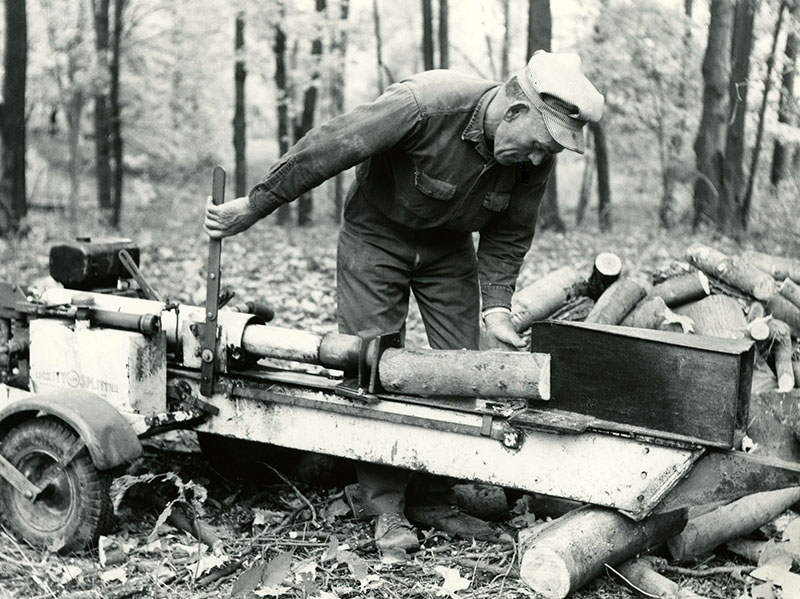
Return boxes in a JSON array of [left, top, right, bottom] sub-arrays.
[[205, 50, 604, 552]]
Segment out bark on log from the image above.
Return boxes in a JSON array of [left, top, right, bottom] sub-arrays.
[[673, 294, 747, 338], [511, 266, 587, 332], [743, 250, 800, 284], [615, 558, 706, 598], [667, 487, 800, 561], [780, 278, 800, 310], [549, 296, 594, 322], [766, 293, 800, 337], [378, 348, 551, 399], [650, 271, 711, 308], [768, 319, 795, 392], [518, 505, 687, 598], [586, 252, 622, 300], [584, 277, 651, 325], [687, 245, 777, 300], [620, 295, 694, 333]]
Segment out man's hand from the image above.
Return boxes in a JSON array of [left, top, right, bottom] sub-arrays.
[[203, 195, 262, 239], [483, 310, 527, 351]]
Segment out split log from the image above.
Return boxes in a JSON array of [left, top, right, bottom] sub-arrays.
[[650, 271, 711, 308], [667, 487, 800, 561], [584, 277, 651, 325], [549, 296, 594, 322], [511, 266, 587, 332], [768, 319, 795, 392], [765, 293, 800, 337], [687, 244, 776, 301], [378, 348, 551, 399], [614, 558, 706, 598], [673, 294, 747, 339], [586, 252, 622, 300], [620, 295, 694, 333], [518, 505, 687, 598], [743, 250, 800, 284], [780, 278, 800, 310]]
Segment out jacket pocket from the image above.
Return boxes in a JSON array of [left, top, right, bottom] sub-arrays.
[[483, 192, 510, 212], [402, 169, 457, 220]]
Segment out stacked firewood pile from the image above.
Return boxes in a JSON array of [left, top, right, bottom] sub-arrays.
[[508, 244, 800, 599]]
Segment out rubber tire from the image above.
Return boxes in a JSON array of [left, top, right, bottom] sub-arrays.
[[0, 417, 113, 553]]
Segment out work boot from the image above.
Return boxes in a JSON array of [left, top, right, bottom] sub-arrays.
[[406, 504, 497, 541], [374, 513, 420, 552]]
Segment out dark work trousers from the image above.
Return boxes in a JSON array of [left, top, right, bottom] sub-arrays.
[[336, 196, 481, 515]]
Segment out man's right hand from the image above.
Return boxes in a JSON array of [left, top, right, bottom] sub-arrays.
[[203, 195, 262, 239]]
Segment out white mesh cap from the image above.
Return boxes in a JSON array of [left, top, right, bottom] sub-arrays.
[[515, 50, 605, 154]]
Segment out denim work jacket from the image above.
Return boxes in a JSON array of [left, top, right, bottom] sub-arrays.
[[248, 70, 552, 310]]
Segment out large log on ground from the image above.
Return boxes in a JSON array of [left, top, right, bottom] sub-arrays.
[[768, 319, 795, 392], [766, 293, 800, 337], [649, 271, 711, 308], [584, 277, 651, 325], [667, 487, 800, 561], [620, 295, 694, 333], [687, 244, 776, 300], [378, 348, 551, 399], [673, 294, 747, 338], [518, 505, 687, 598], [511, 266, 587, 332], [743, 250, 800, 284]]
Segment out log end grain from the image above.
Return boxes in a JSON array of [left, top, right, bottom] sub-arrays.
[[520, 546, 572, 599]]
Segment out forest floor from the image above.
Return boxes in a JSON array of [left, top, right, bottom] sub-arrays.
[[0, 163, 798, 598]]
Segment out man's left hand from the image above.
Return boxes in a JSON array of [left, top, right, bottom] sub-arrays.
[[483, 310, 526, 351]]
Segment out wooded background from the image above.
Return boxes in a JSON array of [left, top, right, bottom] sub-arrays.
[[0, 0, 798, 246]]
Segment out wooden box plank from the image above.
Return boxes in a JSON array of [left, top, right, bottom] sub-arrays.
[[528, 321, 755, 448]]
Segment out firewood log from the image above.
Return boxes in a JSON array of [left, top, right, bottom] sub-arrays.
[[768, 319, 795, 392], [766, 293, 800, 337], [673, 294, 747, 339], [549, 296, 594, 322], [586, 252, 622, 300], [614, 558, 706, 598], [780, 278, 800, 310], [620, 295, 694, 333], [743, 250, 800, 284], [650, 271, 711, 308], [584, 277, 651, 325], [518, 505, 687, 598], [687, 244, 776, 301], [746, 302, 771, 342], [511, 266, 587, 332], [667, 487, 800, 561]]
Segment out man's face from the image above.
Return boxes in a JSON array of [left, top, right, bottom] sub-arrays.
[[492, 102, 564, 166]]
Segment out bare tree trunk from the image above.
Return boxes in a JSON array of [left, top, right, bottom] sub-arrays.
[[110, 0, 124, 228], [274, 2, 292, 226], [438, 0, 448, 69], [296, 0, 325, 227], [593, 122, 611, 231], [693, 0, 734, 230], [0, 0, 27, 236], [500, 0, 510, 80], [660, 0, 693, 227], [527, 0, 564, 232], [770, 6, 798, 187], [741, 0, 787, 228], [421, 0, 434, 70], [724, 0, 758, 235], [234, 11, 247, 198], [576, 131, 594, 226], [372, 0, 386, 93], [93, 0, 112, 214], [330, 0, 349, 223]]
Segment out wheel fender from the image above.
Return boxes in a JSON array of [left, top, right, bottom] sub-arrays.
[[0, 390, 142, 470]]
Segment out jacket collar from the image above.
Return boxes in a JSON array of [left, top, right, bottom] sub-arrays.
[[462, 86, 500, 161]]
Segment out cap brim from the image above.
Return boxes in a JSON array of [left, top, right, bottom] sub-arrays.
[[541, 111, 585, 154]]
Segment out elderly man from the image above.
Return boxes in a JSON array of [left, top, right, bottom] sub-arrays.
[[205, 50, 604, 552]]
